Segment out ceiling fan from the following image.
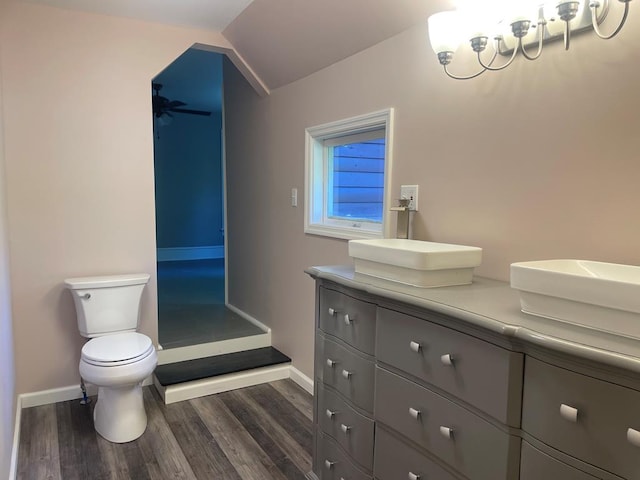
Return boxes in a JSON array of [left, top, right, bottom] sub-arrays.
[[152, 82, 212, 119]]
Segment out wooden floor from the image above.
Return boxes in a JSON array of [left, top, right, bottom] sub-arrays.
[[17, 380, 313, 480]]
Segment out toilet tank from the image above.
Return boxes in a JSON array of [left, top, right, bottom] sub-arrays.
[[64, 273, 150, 338]]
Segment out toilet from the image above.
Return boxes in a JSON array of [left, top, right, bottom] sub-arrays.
[[64, 273, 157, 443]]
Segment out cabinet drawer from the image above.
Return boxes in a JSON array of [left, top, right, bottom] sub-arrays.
[[375, 367, 520, 480], [374, 427, 460, 480], [317, 432, 372, 480], [376, 307, 523, 426], [320, 287, 376, 355], [322, 337, 375, 413], [522, 357, 640, 480], [520, 442, 604, 480], [318, 383, 374, 471]]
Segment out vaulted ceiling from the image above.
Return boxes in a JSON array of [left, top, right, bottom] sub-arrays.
[[18, 0, 453, 91]]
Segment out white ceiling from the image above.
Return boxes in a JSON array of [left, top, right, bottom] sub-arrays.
[[17, 0, 255, 31]]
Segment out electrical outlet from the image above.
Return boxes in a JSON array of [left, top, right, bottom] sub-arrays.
[[400, 185, 419, 211]]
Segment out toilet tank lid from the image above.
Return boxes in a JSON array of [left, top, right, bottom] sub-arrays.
[[64, 273, 150, 290]]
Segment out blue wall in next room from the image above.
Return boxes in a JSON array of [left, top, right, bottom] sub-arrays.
[[153, 49, 224, 250], [154, 113, 223, 248]]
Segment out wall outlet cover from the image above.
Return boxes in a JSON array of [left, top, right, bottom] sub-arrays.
[[400, 185, 418, 211]]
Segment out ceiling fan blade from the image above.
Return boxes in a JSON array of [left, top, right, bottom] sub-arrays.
[[169, 108, 212, 116], [167, 100, 186, 108]]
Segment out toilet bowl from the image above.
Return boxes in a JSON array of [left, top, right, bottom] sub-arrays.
[[65, 273, 156, 443], [79, 332, 157, 442]]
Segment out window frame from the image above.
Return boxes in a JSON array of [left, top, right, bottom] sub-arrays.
[[304, 108, 394, 240]]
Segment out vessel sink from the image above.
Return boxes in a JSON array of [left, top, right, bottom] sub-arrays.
[[511, 259, 640, 338], [348, 239, 482, 288]]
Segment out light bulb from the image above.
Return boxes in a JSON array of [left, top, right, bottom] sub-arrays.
[[428, 11, 462, 54]]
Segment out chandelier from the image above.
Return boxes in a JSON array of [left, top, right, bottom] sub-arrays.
[[428, 0, 632, 79]]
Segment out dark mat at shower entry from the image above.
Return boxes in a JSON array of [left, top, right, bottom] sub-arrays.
[[154, 347, 291, 386]]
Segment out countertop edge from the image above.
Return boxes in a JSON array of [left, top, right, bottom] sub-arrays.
[[305, 266, 640, 374]]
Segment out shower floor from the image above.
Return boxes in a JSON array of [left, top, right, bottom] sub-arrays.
[[157, 258, 264, 349]]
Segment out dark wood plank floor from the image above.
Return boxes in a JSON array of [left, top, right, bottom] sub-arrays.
[[17, 380, 313, 480]]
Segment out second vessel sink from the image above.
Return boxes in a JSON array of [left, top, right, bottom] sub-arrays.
[[511, 259, 640, 338], [348, 238, 482, 288]]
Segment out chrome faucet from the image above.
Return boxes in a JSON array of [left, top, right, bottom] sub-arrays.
[[390, 198, 411, 239]]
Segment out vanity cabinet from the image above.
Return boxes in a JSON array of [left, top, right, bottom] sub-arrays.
[[376, 307, 523, 427], [522, 357, 640, 480], [315, 286, 376, 479], [519, 441, 603, 480], [375, 366, 520, 480], [310, 275, 640, 480]]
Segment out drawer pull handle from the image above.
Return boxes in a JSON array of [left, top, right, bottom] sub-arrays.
[[560, 404, 579, 423], [408, 472, 421, 480], [340, 423, 351, 433], [343, 313, 352, 325], [328, 307, 338, 316], [409, 341, 422, 353], [326, 358, 337, 368], [627, 428, 640, 447], [408, 407, 421, 419], [324, 460, 335, 470], [342, 369, 352, 379], [326, 409, 336, 419], [439, 426, 454, 439], [440, 354, 454, 366]]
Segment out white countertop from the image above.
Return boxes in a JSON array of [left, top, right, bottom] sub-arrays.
[[306, 265, 640, 374]]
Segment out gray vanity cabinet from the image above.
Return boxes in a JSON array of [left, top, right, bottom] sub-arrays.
[[375, 366, 520, 480], [519, 442, 603, 480], [374, 427, 460, 480], [318, 384, 374, 469], [319, 287, 376, 355], [522, 357, 640, 480], [310, 275, 640, 480], [315, 286, 375, 480], [377, 307, 523, 427], [317, 432, 372, 480]]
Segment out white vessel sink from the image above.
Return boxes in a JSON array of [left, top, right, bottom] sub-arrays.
[[511, 259, 640, 338], [348, 239, 482, 288]]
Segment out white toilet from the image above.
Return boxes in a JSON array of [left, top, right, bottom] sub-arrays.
[[64, 273, 157, 443]]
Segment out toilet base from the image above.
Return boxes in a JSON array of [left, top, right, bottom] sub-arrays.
[[94, 384, 147, 443]]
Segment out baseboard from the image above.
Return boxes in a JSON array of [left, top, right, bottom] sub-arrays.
[[226, 303, 271, 333], [155, 364, 291, 404], [8, 395, 21, 480], [157, 332, 272, 365], [156, 245, 224, 262], [19, 377, 154, 409], [289, 366, 314, 395]]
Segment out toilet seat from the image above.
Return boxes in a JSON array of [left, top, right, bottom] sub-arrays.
[[82, 332, 154, 367]]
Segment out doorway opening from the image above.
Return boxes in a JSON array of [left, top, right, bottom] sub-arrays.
[[152, 47, 264, 351]]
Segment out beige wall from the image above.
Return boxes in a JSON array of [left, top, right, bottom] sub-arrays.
[[0, 1, 16, 472], [225, 10, 640, 379], [0, 2, 230, 394]]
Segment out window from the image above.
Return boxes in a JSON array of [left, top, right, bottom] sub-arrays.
[[305, 109, 394, 240]]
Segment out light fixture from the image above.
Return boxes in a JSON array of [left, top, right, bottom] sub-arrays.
[[428, 0, 632, 79]]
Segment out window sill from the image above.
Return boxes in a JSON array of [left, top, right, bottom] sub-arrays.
[[304, 224, 384, 241]]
